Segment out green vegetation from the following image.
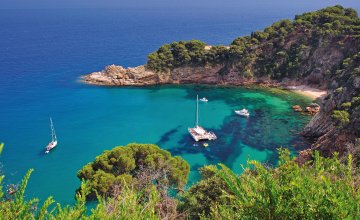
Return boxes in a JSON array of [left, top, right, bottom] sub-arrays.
[[0, 169, 166, 219], [211, 149, 360, 219], [332, 110, 350, 126], [179, 165, 232, 218], [77, 143, 190, 200], [181, 149, 360, 219], [1, 146, 359, 219], [331, 51, 359, 121], [335, 87, 343, 93], [341, 102, 352, 109], [146, 40, 229, 72], [146, 5, 360, 81]]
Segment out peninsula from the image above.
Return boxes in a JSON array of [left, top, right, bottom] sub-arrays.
[[83, 6, 360, 163]]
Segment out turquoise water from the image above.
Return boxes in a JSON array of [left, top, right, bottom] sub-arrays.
[[0, 84, 312, 204], [0, 5, 340, 204]]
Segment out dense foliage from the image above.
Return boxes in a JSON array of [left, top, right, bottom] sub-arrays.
[[0, 169, 166, 219], [181, 149, 360, 219], [178, 165, 232, 218], [1, 146, 359, 219], [146, 5, 360, 81], [146, 40, 230, 72], [0, 143, 185, 219], [77, 143, 190, 199]]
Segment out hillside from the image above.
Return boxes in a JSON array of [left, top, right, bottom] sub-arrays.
[[83, 5, 360, 163]]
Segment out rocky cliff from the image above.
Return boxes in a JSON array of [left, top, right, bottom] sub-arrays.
[[302, 52, 360, 163], [82, 64, 275, 86]]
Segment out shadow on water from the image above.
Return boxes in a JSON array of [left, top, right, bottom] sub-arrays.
[[156, 126, 181, 146]]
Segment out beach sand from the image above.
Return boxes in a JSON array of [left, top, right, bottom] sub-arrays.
[[286, 85, 327, 99]]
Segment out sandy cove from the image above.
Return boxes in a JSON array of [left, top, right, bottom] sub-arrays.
[[285, 85, 327, 99]]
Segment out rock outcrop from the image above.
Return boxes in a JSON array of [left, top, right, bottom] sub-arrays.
[[292, 105, 303, 112], [82, 64, 269, 86]]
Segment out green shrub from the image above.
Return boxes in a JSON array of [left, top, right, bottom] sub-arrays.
[[341, 102, 352, 108], [179, 165, 231, 218], [332, 110, 350, 125], [352, 96, 360, 105], [77, 143, 190, 200], [211, 149, 360, 219], [335, 87, 344, 93]]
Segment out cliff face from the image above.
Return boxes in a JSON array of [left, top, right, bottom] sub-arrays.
[[302, 52, 360, 160], [83, 64, 225, 86], [82, 6, 360, 163], [82, 64, 271, 86]]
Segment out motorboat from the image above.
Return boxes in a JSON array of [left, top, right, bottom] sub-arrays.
[[235, 109, 250, 117]]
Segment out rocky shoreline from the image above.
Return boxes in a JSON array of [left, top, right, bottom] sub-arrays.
[[82, 64, 260, 86], [81, 64, 325, 98]]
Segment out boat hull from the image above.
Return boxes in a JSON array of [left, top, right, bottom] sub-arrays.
[[188, 126, 217, 142], [235, 110, 250, 117], [45, 141, 57, 153]]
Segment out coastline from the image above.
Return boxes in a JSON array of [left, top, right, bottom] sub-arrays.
[[81, 67, 327, 101]]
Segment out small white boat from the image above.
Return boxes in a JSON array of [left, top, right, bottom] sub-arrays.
[[235, 109, 250, 117], [199, 97, 208, 102], [45, 117, 57, 154]]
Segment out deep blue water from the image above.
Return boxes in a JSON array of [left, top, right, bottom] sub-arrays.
[[1, 4, 359, 205]]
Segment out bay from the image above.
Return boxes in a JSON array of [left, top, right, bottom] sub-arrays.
[[0, 4, 350, 204]]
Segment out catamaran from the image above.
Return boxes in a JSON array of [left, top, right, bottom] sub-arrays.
[[45, 117, 57, 154], [188, 95, 217, 142]]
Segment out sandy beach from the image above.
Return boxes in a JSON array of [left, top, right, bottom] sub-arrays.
[[286, 85, 327, 99]]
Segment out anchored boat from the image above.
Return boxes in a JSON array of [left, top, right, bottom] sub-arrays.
[[188, 95, 217, 142], [235, 109, 250, 117], [200, 97, 208, 102], [45, 117, 57, 154]]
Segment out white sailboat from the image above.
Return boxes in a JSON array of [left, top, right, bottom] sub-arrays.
[[45, 117, 57, 154], [188, 95, 217, 142]]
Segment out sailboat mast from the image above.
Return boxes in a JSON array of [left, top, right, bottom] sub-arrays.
[[196, 95, 199, 127], [50, 117, 56, 142], [53, 122, 57, 142]]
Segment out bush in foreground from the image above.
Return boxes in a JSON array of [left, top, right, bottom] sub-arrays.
[[0, 145, 359, 219], [77, 143, 190, 200]]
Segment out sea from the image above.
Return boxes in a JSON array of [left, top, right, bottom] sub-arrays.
[[1, 2, 359, 205]]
